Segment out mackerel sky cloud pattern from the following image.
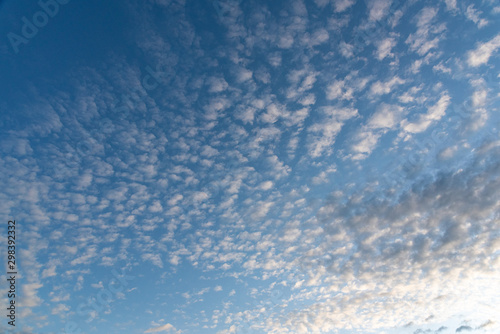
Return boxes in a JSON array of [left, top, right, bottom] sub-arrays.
[[0, 0, 499, 333]]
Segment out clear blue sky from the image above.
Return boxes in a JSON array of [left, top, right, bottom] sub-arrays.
[[0, 0, 499, 333]]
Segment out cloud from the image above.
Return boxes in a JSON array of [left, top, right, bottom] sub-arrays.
[[464, 5, 488, 28], [2, 1, 499, 333], [309, 28, 330, 46], [351, 103, 405, 159], [259, 180, 274, 190], [278, 34, 294, 48], [333, 0, 355, 12], [370, 76, 405, 95], [41, 264, 57, 278], [455, 325, 473, 332], [477, 320, 494, 329], [467, 34, 500, 67], [263, 140, 500, 332], [207, 76, 229, 93], [236, 67, 253, 82], [21, 283, 43, 308], [144, 323, 177, 333], [280, 227, 302, 242], [326, 80, 353, 100], [142, 253, 163, 268], [367, 0, 393, 21], [367, 103, 404, 129], [406, 7, 444, 56], [339, 41, 354, 58], [308, 107, 358, 157], [251, 201, 273, 220], [51, 304, 70, 315], [401, 93, 450, 134], [443, 0, 457, 12], [375, 37, 397, 60], [298, 93, 316, 106]]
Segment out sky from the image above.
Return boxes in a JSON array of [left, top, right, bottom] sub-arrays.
[[0, 0, 499, 333]]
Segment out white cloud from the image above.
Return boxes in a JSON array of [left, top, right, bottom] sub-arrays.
[[91, 281, 104, 289], [339, 41, 354, 58], [41, 264, 57, 278], [204, 98, 231, 119], [251, 201, 273, 220], [375, 37, 397, 60], [259, 181, 274, 190], [464, 5, 488, 28], [406, 7, 443, 56], [326, 80, 353, 100], [192, 191, 209, 202], [298, 94, 316, 106], [351, 104, 405, 159], [142, 253, 163, 268], [236, 67, 253, 82], [398, 86, 422, 103], [281, 228, 302, 242], [235, 107, 257, 124], [268, 53, 282, 67], [308, 107, 358, 157], [21, 283, 43, 308], [472, 89, 487, 107], [416, 6, 438, 28], [149, 200, 163, 212], [433, 62, 452, 74], [263, 143, 500, 332], [207, 77, 229, 93], [401, 93, 451, 133], [167, 194, 183, 206], [351, 130, 383, 158], [278, 34, 294, 48], [333, 0, 355, 13], [443, 0, 457, 12], [370, 76, 405, 95], [144, 323, 177, 333], [367, 103, 404, 129], [309, 28, 329, 46], [367, 0, 393, 21], [260, 104, 283, 123], [169, 255, 180, 266], [314, 0, 329, 7], [51, 304, 70, 315], [467, 34, 500, 67], [3, 2, 499, 334]]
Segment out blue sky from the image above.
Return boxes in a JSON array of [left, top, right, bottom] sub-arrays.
[[0, 0, 499, 333]]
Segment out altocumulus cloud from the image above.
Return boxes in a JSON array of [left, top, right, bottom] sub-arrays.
[[0, 0, 499, 333], [144, 323, 178, 333]]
